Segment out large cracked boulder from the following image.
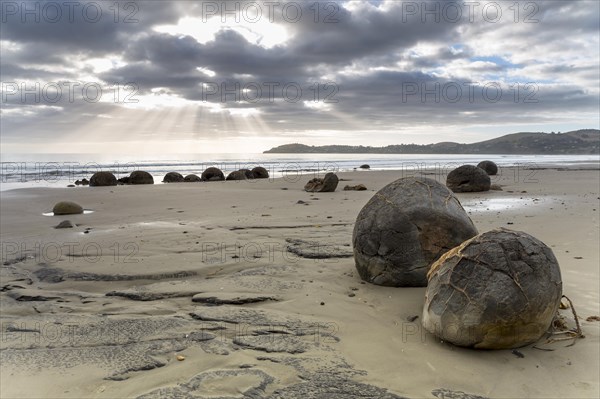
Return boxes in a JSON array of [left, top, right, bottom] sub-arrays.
[[423, 228, 562, 349], [162, 172, 184, 183], [477, 160, 498, 176], [201, 167, 225, 181], [89, 171, 117, 187], [53, 201, 84, 215], [446, 165, 491, 193], [304, 173, 339, 192], [352, 177, 478, 287], [129, 171, 154, 185]]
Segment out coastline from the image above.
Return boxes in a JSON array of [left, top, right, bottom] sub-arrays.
[[1, 167, 599, 398]]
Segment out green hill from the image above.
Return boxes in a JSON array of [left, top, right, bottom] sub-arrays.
[[263, 130, 600, 155]]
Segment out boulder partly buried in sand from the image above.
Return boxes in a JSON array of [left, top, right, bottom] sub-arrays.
[[446, 165, 491, 193], [226, 170, 248, 181], [352, 177, 478, 287], [184, 174, 201, 182], [477, 160, 498, 176], [55, 220, 75, 229], [343, 184, 367, 191], [53, 201, 84, 215], [240, 169, 255, 179], [422, 228, 562, 349], [163, 172, 184, 183], [251, 166, 269, 179], [304, 172, 339, 192], [201, 167, 225, 182], [89, 172, 117, 187], [359, 164, 370, 169], [129, 171, 154, 185]]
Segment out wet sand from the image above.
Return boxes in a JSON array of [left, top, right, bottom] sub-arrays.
[[1, 167, 599, 398]]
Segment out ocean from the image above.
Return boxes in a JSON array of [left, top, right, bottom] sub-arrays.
[[1, 153, 598, 191]]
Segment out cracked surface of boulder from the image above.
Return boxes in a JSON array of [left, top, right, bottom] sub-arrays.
[[423, 228, 562, 349], [353, 177, 478, 287]]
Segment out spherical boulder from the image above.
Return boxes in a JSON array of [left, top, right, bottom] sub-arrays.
[[53, 201, 84, 215], [304, 172, 339, 192], [353, 177, 478, 287], [89, 172, 117, 187], [129, 171, 154, 185], [184, 174, 201, 182], [477, 160, 498, 176], [423, 228, 562, 349], [226, 170, 248, 181], [446, 165, 491, 193], [163, 172, 184, 183], [239, 169, 255, 179], [201, 167, 225, 182], [251, 166, 269, 179]]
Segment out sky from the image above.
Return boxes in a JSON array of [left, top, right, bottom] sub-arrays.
[[1, 0, 599, 154]]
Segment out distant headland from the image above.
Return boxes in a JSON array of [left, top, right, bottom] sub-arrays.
[[264, 129, 600, 155]]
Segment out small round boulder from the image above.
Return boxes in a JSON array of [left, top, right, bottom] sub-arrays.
[[353, 177, 478, 287], [251, 166, 269, 179], [53, 201, 84, 215], [163, 172, 184, 183], [446, 165, 491, 193], [184, 174, 201, 182], [129, 171, 154, 185], [226, 170, 248, 181], [423, 228, 562, 349], [359, 164, 370, 169], [89, 172, 117, 187], [477, 160, 498, 176], [201, 167, 225, 182]]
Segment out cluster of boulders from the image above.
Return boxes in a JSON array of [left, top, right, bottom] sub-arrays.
[[445, 160, 498, 193], [74, 178, 89, 186], [83, 166, 270, 187], [353, 176, 562, 349]]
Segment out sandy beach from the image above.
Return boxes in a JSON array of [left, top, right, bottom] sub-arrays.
[[1, 167, 599, 399]]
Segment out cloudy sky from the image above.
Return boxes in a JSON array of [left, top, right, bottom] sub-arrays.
[[1, 0, 599, 154]]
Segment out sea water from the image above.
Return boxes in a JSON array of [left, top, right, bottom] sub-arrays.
[[1, 153, 598, 191]]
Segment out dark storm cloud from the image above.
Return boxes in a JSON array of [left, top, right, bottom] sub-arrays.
[[1, 0, 599, 144]]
